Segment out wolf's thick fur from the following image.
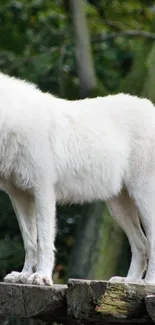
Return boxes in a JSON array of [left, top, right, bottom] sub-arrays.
[[0, 72, 155, 285]]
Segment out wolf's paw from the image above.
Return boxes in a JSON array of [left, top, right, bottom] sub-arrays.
[[4, 271, 22, 283], [142, 278, 155, 285], [109, 276, 142, 284], [27, 272, 53, 286], [137, 279, 146, 285], [109, 276, 126, 283], [4, 271, 32, 284]]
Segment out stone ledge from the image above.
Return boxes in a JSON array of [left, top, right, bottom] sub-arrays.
[[0, 280, 155, 324]]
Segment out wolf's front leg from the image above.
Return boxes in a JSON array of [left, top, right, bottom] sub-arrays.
[[27, 184, 56, 286], [4, 190, 37, 284]]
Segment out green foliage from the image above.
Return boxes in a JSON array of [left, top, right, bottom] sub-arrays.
[[1, 0, 153, 97], [88, 0, 155, 31]]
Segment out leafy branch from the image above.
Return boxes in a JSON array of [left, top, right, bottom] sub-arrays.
[[94, 30, 155, 43]]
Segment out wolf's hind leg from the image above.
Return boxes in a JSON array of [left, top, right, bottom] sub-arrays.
[[132, 182, 155, 284], [107, 189, 147, 283]]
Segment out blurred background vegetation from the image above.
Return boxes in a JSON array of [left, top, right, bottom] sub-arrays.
[[0, 0, 155, 285]]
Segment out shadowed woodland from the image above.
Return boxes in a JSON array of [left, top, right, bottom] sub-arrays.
[[0, 0, 155, 289]]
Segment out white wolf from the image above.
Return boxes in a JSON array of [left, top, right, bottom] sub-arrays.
[[0, 72, 154, 286]]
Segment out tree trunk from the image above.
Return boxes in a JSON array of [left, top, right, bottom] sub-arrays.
[[141, 44, 155, 103], [120, 22, 155, 96], [69, 0, 97, 97], [69, 204, 129, 280], [120, 40, 152, 95]]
